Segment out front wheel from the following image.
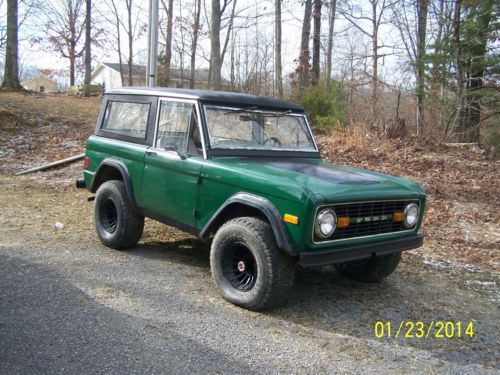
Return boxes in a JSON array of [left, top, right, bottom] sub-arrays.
[[335, 252, 402, 282], [210, 217, 295, 311], [94, 180, 144, 249]]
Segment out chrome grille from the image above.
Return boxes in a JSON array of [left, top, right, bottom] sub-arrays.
[[314, 200, 419, 242]]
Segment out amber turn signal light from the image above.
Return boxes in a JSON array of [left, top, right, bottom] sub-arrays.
[[284, 214, 299, 225], [337, 216, 350, 229], [393, 212, 404, 222]]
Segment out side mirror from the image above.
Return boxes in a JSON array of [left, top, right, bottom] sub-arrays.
[[164, 144, 178, 152], [164, 144, 188, 160]]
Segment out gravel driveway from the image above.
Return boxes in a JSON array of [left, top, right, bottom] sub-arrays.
[[0, 176, 498, 374]]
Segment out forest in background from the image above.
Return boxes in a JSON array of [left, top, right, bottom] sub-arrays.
[[0, 0, 499, 152]]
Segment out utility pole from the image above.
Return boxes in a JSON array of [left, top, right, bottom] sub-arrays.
[[147, 0, 159, 87]]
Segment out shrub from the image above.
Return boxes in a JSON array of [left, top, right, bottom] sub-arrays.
[[292, 81, 347, 131]]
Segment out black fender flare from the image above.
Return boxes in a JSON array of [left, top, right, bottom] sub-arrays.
[[200, 192, 297, 256], [90, 159, 138, 208]]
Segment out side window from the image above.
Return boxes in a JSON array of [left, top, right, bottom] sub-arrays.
[[101, 101, 150, 139], [156, 101, 202, 156]]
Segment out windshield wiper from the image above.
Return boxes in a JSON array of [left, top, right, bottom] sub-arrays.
[[223, 107, 293, 116], [265, 110, 292, 117], [223, 106, 258, 114]]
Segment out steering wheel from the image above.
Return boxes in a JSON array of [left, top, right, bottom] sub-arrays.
[[263, 137, 282, 146]]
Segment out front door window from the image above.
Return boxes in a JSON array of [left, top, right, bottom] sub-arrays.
[[156, 100, 203, 156]]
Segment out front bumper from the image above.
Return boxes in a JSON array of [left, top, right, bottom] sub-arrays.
[[299, 235, 424, 267]]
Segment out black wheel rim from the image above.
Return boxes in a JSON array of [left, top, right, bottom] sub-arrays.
[[221, 241, 257, 292], [99, 198, 118, 234]]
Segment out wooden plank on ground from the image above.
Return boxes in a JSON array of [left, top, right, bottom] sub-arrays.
[[16, 154, 85, 176]]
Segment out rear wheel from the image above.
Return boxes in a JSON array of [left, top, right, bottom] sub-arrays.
[[94, 180, 144, 249], [335, 252, 402, 282], [210, 217, 295, 310]]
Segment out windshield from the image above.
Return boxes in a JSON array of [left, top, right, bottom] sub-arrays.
[[204, 106, 317, 151]]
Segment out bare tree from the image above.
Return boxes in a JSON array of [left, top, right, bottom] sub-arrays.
[[311, 0, 321, 85], [392, 0, 429, 135], [274, 0, 282, 98], [210, 0, 222, 89], [189, 0, 201, 89], [2, 0, 21, 89], [341, 0, 396, 126], [209, 0, 236, 90], [160, 0, 174, 86], [326, 0, 337, 86], [0, 0, 31, 51], [125, 0, 133, 85], [102, 0, 125, 85], [298, 0, 312, 89], [83, 0, 91, 96], [0, 0, 7, 51], [41, 0, 86, 86], [100, 0, 144, 86], [415, 0, 429, 136]]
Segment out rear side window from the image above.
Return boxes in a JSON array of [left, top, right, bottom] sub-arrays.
[[101, 101, 150, 139]]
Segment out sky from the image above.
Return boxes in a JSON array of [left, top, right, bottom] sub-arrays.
[[0, 0, 412, 89]]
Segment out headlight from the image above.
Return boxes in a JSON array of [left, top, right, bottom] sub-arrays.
[[315, 208, 337, 238], [403, 203, 419, 228]]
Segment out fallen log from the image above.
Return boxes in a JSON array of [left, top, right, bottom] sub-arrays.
[[16, 153, 85, 176]]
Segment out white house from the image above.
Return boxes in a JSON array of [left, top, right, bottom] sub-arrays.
[[21, 76, 59, 93], [91, 62, 225, 91], [90, 62, 146, 90]]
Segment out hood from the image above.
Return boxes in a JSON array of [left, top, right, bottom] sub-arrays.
[[210, 157, 425, 203]]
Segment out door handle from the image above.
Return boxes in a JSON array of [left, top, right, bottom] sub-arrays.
[[145, 150, 157, 156]]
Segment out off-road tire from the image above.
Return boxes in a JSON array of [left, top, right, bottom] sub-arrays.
[[335, 252, 402, 283], [94, 180, 144, 249], [210, 217, 295, 311]]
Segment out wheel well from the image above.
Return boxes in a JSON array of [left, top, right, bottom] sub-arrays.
[[205, 203, 268, 237], [91, 165, 123, 192]]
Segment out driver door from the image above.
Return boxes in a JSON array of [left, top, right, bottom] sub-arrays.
[[141, 98, 204, 228]]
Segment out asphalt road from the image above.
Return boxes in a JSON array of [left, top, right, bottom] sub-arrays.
[[0, 232, 498, 374]]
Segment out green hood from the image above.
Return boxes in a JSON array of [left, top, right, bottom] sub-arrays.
[[210, 157, 425, 204]]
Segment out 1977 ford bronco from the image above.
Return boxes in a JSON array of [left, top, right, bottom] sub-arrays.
[[77, 87, 425, 310]]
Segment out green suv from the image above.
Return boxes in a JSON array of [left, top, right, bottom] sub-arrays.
[[77, 87, 425, 310]]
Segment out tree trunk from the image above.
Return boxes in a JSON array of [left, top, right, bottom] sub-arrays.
[[326, 0, 337, 86], [189, 0, 201, 89], [450, 0, 465, 141], [274, 0, 283, 98], [126, 0, 133, 86], [221, 0, 237, 66], [311, 0, 321, 85], [69, 9, 77, 87], [415, 0, 429, 136], [370, 0, 378, 125], [164, 0, 174, 86], [461, 0, 492, 142], [2, 0, 21, 90], [230, 34, 235, 90], [69, 41, 76, 86], [109, 0, 124, 86], [210, 0, 222, 90], [83, 0, 92, 97], [298, 0, 312, 90]]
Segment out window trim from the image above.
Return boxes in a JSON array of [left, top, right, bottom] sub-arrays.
[[154, 97, 207, 159], [201, 104, 319, 156], [96, 95, 157, 146]]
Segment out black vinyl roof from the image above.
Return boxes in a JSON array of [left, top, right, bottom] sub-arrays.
[[106, 87, 304, 112]]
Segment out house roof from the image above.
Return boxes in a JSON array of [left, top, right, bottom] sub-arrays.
[[100, 62, 211, 82], [105, 87, 304, 112], [21, 76, 58, 86]]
